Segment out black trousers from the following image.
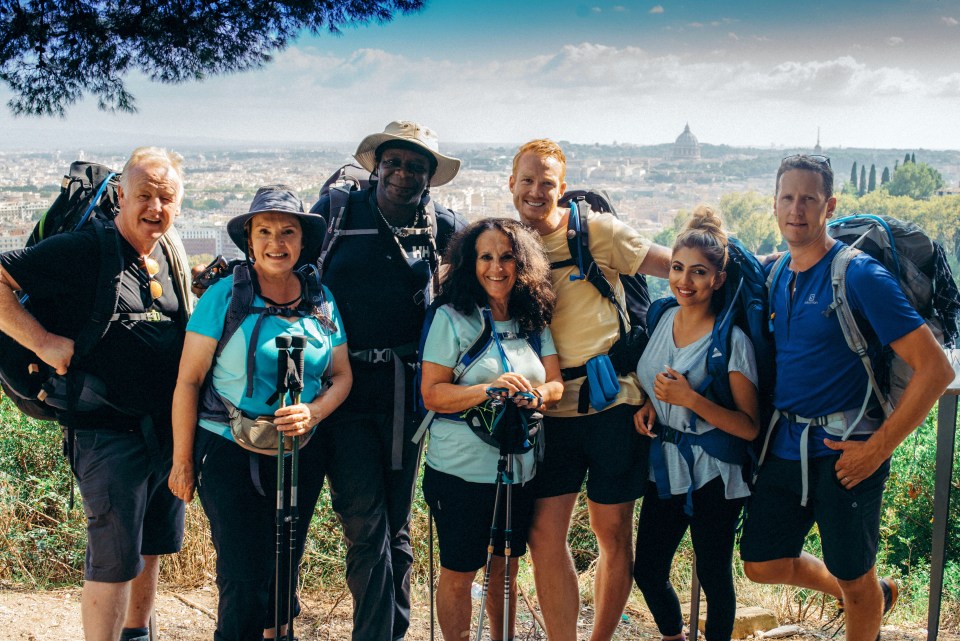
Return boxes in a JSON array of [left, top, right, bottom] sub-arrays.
[[195, 429, 322, 641], [298, 409, 423, 641], [633, 478, 745, 641]]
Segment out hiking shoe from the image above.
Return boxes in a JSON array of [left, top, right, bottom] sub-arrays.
[[880, 576, 899, 616]]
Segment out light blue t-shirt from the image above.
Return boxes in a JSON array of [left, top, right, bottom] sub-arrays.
[[187, 274, 347, 440], [636, 306, 757, 500], [422, 305, 557, 485]]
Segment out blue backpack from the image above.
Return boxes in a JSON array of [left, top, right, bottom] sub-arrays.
[[411, 302, 542, 449], [645, 236, 774, 514]]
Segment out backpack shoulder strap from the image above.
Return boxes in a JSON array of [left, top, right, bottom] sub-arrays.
[[74, 218, 123, 357], [645, 297, 677, 338]]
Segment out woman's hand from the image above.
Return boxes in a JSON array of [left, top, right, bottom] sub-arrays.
[[633, 402, 657, 437], [168, 459, 195, 503], [653, 366, 694, 408], [274, 402, 318, 435], [490, 372, 533, 396]]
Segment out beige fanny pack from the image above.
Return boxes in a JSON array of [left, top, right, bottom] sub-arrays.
[[226, 406, 314, 456]]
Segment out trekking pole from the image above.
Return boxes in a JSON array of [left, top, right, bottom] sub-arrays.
[[476, 388, 508, 641], [502, 452, 514, 641], [429, 506, 436, 641], [285, 335, 306, 641], [274, 336, 292, 640], [476, 457, 505, 641]]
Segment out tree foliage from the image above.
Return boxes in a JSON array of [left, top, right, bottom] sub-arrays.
[[0, 0, 425, 115], [881, 166, 890, 184], [885, 162, 945, 200], [719, 191, 781, 254], [868, 164, 877, 192]]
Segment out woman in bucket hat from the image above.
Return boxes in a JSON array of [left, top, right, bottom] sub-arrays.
[[169, 185, 352, 641], [306, 121, 467, 640]]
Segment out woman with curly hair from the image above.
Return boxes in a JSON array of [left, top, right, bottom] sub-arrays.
[[420, 217, 564, 641]]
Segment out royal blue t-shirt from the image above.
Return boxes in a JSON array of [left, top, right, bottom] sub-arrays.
[[769, 242, 923, 459]]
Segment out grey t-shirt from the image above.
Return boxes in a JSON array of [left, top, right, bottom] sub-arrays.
[[636, 306, 758, 499]]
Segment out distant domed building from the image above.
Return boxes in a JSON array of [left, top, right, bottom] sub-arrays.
[[672, 123, 701, 160]]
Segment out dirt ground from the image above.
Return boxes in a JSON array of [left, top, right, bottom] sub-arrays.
[[0, 584, 955, 641]]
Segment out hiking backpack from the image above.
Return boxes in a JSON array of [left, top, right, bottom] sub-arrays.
[[645, 237, 774, 511], [555, 189, 652, 334], [411, 303, 543, 452], [313, 163, 458, 299], [767, 213, 960, 436], [0, 161, 191, 422]]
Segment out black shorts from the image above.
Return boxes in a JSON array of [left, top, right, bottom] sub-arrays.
[[739, 454, 890, 581], [73, 429, 185, 583], [422, 465, 535, 573], [530, 404, 648, 504]]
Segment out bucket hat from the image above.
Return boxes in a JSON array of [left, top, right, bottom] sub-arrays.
[[354, 120, 461, 187], [227, 184, 325, 255]]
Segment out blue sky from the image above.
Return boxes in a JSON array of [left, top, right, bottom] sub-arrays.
[[2, 0, 959, 150]]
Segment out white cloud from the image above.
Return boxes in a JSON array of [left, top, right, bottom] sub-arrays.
[[886, 36, 904, 46], [649, 5, 664, 14], [688, 22, 704, 28], [613, 5, 627, 12], [728, 32, 740, 41], [592, 6, 602, 13], [942, 16, 959, 26]]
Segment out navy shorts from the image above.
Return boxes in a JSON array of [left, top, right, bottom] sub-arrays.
[[423, 465, 535, 573], [740, 454, 890, 581], [73, 429, 185, 583], [530, 404, 648, 504]]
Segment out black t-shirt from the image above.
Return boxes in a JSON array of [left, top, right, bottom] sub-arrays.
[[0, 226, 185, 434], [313, 188, 465, 413]]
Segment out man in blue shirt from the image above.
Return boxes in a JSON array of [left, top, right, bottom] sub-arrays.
[[740, 154, 953, 641]]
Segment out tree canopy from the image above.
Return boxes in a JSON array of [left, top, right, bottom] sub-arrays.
[[885, 162, 945, 200], [0, 0, 424, 116]]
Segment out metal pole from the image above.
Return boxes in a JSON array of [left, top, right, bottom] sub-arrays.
[[273, 336, 292, 639], [928, 390, 958, 641], [286, 335, 306, 641]]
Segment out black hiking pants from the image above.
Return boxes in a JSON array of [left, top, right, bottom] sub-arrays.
[[633, 478, 745, 641], [195, 428, 323, 641], [302, 409, 423, 641]]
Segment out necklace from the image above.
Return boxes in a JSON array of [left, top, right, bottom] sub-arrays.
[[261, 292, 302, 307]]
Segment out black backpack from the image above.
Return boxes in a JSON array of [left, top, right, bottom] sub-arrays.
[[0, 162, 190, 422], [551, 189, 652, 390], [556, 189, 652, 333]]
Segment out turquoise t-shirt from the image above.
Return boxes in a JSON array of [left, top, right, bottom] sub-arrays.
[[187, 274, 347, 440], [422, 305, 557, 485]]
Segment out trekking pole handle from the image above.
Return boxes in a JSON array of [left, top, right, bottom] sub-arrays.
[[289, 335, 306, 398]]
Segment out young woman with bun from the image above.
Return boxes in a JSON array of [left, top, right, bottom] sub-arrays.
[[631, 205, 760, 641]]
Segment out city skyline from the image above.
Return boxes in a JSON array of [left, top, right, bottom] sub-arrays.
[[2, 0, 959, 151]]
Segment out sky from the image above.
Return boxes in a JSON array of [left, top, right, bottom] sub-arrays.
[[2, 0, 960, 151]]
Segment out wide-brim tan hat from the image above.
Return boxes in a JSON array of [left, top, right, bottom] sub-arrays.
[[354, 120, 461, 187]]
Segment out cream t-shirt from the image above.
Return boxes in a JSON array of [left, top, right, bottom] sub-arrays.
[[541, 210, 651, 417]]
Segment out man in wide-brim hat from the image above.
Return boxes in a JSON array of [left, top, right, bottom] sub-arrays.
[[307, 121, 467, 641]]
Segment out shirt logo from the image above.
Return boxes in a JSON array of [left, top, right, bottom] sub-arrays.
[[805, 293, 818, 305]]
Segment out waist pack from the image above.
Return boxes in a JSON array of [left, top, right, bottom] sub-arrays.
[[226, 409, 314, 456], [585, 355, 620, 411]]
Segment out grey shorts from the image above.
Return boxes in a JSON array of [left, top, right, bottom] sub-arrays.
[[73, 429, 184, 583]]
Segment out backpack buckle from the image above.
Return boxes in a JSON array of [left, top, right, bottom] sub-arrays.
[[370, 348, 392, 364]]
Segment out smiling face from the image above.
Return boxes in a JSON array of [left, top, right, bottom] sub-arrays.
[[247, 213, 303, 278], [475, 229, 518, 308], [669, 246, 726, 310], [115, 161, 183, 255], [775, 168, 836, 252], [508, 151, 567, 232], [375, 147, 432, 210]]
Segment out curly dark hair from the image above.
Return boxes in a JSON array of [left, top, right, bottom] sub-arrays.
[[439, 217, 556, 333]]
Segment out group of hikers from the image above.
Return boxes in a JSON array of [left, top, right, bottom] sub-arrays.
[[0, 120, 954, 641]]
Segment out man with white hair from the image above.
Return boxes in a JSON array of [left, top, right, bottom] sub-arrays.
[[0, 147, 194, 641]]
